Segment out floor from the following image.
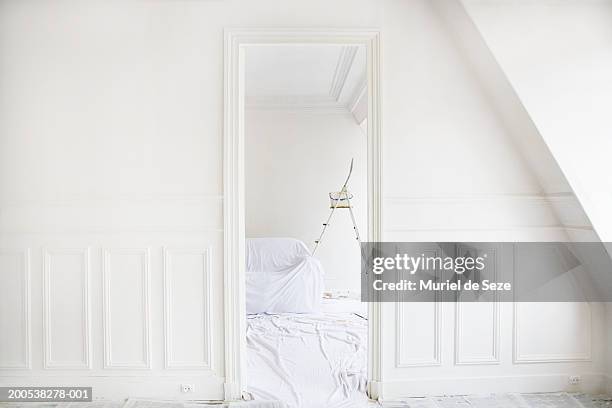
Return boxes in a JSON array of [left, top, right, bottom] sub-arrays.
[[385, 393, 612, 408], [1, 393, 611, 408]]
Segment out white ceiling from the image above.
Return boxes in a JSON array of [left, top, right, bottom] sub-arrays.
[[245, 45, 367, 117]]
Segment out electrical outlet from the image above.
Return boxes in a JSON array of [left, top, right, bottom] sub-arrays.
[[180, 384, 194, 393], [568, 375, 581, 385]]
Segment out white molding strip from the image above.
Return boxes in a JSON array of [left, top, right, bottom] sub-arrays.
[[348, 81, 368, 122], [245, 95, 348, 112], [330, 46, 359, 100], [381, 373, 607, 399], [42, 247, 91, 370], [0, 249, 31, 369], [102, 248, 151, 369], [224, 28, 382, 401], [163, 247, 213, 370], [384, 192, 576, 202], [0, 193, 223, 207], [383, 192, 593, 232], [384, 226, 589, 232]]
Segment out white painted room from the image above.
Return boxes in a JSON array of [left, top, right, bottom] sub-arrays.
[[1, 1, 612, 408]]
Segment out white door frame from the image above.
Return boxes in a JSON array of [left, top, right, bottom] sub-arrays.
[[223, 28, 383, 401]]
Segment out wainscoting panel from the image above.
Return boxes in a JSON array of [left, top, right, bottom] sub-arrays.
[[514, 302, 591, 363], [382, 193, 601, 399], [43, 248, 91, 369], [396, 301, 442, 367], [103, 248, 151, 369], [455, 301, 500, 365], [0, 249, 30, 369], [513, 244, 591, 363], [163, 248, 213, 369], [395, 245, 442, 368], [455, 244, 500, 365]]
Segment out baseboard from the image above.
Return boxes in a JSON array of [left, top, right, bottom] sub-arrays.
[[380, 373, 608, 400], [0, 375, 225, 402]]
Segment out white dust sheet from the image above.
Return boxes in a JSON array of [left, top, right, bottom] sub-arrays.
[[246, 300, 368, 408]]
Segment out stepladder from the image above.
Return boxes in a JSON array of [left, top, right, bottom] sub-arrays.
[[312, 159, 361, 255]]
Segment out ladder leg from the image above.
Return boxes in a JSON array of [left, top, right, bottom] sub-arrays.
[[346, 197, 368, 267], [313, 203, 339, 255], [346, 197, 361, 243]]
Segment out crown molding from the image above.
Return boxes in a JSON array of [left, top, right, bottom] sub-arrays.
[[349, 80, 368, 123], [246, 44, 367, 114], [245, 95, 349, 112], [330, 46, 358, 100]]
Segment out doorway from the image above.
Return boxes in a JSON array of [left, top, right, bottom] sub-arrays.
[[223, 29, 382, 403]]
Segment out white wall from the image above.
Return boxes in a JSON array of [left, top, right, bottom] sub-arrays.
[[0, 0, 379, 401], [245, 109, 366, 293], [379, 0, 605, 399], [0, 0, 608, 401], [459, 0, 612, 390], [461, 0, 612, 242]]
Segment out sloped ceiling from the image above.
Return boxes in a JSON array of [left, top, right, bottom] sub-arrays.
[[457, 0, 612, 241], [431, 0, 607, 241]]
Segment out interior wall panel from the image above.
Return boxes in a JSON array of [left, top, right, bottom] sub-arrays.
[[102, 248, 151, 369], [43, 248, 91, 369], [395, 245, 442, 368], [513, 244, 592, 363], [514, 302, 591, 363], [454, 245, 501, 365], [163, 248, 213, 370], [396, 302, 442, 367], [383, 193, 601, 398], [0, 249, 30, 369]]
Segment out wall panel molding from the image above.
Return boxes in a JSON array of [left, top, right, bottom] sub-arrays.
[[163, 247, 213, 370], [102, 248, 151, 369], [395, 246, 442, 368], [0, 249, 31, 369], [0, 193, 223, 207], [513, 302, 592, 364], [384, 192, 576, 201], [454, 245, 501, 365], [42, 247, 91, 369], [396, 301, 442, 367], [512, 243, 592, 364], [455, 301, 501, 365]]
